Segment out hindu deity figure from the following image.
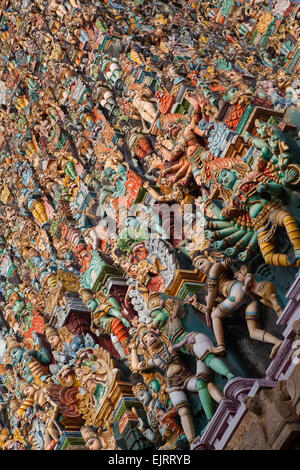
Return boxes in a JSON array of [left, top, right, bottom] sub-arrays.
[[143, 180, 192, 206], [286, 80, 300, 106], [21, 247, 58, 290], [0, 427, 29, 450], [123, 205, 167, 242], [124, 255, 167, 319], [244, 121, 300, 175], [79, 288, 130, 358], [190, 251, 282, 358], [155, 93, 209, 186], [128, 128, 161, 178], [4, 283, 27, 321], [44, 324, 71, 353], [130, 322, 234, 445], [6, 335, 52, 385], [127, 84, 160, 133], [75, 364, 108, 408], [16, 379, 52, 423], [34, 399, 63, 450], [21, 187, 50, 231], [152, 291, 237, 388], [132, 380, 172, 445], [0, 384, 10, 432], [81, 425, 119, 450], [205, 163, 300, 267], [0, 0, 299, 452], [99, 54, 124, 92]]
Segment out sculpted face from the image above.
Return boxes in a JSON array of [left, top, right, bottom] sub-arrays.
[[48, 333, 61, 349], [166, 122, 180, 138], [23, 384, 35, 398], [38, 411, 47, 422], [58, 366, 74, 387], [217, 169, 238, 189], [9, 292, 20, 306], [10, 347, 23, 364], [196, 257, 212, 275], [268, 135, 278, 150], [28, 292, 38, 306], [142, 331, 162, 351], [229, 87, 237, 97], [137, 390, 151, 406], [129, 264, 139, 276], [86, 437, 101, 450], [234, 271, 245, 282]]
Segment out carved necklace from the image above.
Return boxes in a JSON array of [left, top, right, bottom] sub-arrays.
[[153, 344, 173, 365]]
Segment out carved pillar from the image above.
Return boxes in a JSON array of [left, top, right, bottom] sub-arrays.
[[287, 362, 300, 417]]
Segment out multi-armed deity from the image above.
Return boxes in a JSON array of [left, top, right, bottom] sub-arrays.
[[0, 0, 299, 451]]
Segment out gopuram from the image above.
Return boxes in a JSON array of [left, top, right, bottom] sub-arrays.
[[0, 0, 300, 451]]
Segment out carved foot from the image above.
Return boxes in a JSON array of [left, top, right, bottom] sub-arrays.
[[189, 435, 201, 448], [270, 341, 282, 360]]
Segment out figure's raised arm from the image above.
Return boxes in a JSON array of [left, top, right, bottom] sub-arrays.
[[185, 92, 209, 127], [129, 339, 153, 372]]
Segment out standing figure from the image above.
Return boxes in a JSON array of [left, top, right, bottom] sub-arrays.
[[155, 93, 208, 185], [127, 84, 160, 133], [130, 322, 234, 445]]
